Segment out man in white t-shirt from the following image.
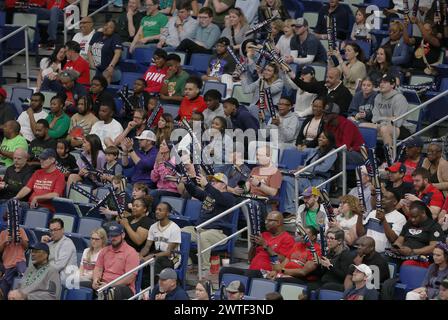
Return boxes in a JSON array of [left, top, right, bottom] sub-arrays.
[[355, 187, 407, 253], [90, 103, 123, 149], [17, 92, 48, 142], [72, 16, 96, 60], [140, 202, 182, 280]]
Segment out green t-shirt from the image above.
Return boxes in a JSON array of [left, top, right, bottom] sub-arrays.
[[208, 0, 235, 25], [305, 208, 319, 230], [140, 13, 169, 39], [164, 70, 190, 97], [46, 112, 71, 139], [0, 135, 28, 167]]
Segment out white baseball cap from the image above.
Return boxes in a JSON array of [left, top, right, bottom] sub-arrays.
[[135, 130, 157, 142], [352, 264, 373, 279]]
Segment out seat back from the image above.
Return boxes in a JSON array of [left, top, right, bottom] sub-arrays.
[[10, 87, 33, 116], [77, 217, 104, 238], [318, 289, 344, 300], [248, 278, 278, 299], [303, 12, 319, 28], [409, 74, 434, 86], [188, 53, 212, 73], [54, 213, 78, 233], [279, 283, 307, 300], [176, 232, 191, 289], [63, 287, 93, 300], [40, 91, 56, 111], [22, 227, 38, 246], [24, 210, 50, 229], [95, 187, 111, 201], [13, 13, 38, 48], [120, 72, 142, 87], [358, 127, 378, 149], [231, 84, 252, 105], [65, 232, 88, 253], [202, 81, 227, 97], [132, 47, 156, 65], [355, 39, 371, 59], [160, 196, 186, 214], [52, 197, 82, 218], [310, 63, 327, 82], [183, 199, 202, 224], [279, 148, 306, 169], [162, 104, 179, 118], [398, 265, 428, 291]]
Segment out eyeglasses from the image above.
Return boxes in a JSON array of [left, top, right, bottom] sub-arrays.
[[91, 237, 102, 241], [49, 228, 62, 233]]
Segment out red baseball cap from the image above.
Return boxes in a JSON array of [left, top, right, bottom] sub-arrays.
[[386, 162, 406, 174], [0, 87, 7, 99]]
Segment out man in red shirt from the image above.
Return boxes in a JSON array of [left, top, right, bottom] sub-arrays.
[[143, 48, 168, 94], [178, 76, 207, 120], [92, 222, 139, 300], [14, 148, 65, 212], [64, 40, 90, 87], [404, 167, 444, 220], [323, 102, 365, 165], [218, 211, 295, 282]]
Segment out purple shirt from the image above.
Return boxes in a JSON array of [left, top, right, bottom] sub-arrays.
[[126, 146, 158, 185]]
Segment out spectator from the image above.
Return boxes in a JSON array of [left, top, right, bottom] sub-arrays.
[[92, 222, 140, 300], [88, 20, 123, 84], [348, 165, 373, 215], [72, 16, 96, 61], [55, 140, 78, 177], [265, 291, 284, 300], [121, 131, 159, 186], [57, 70, 88, 115], [314, 0, 352, 40], [157, 2, 198, 49], [276, 19, 295, 57], [89, 75, 115, 116], [350, 8, 372, 42], [332, 195, 361, 243], [225, 280, 245, 300], [285, 18, 327, 66], [178, 76, 208, 120], [385, 162, 415, 208], [258, 0, 290, 23], [63, 40, 90, 87], [41, 218, 77, 283], [160, 54, 190, 104], [399, 136, 426, 184], [172, 0, 200, 17], [143, 48, 169, 95], [17, 92, 48, 143], [45, 95, 70, 139], [0, 121, 27, 171], [0, 149, 34, 200], [223, 97, 259, 131], [28, 119, 57, 163], [319, 228, 354, 291], [140, 202, 182, 277], [79, 228, 108, 287], [347, 77, 377, 124], [356, 187, 407, 253], [436, 278, 448, 300], [155, 113, 175, 146], [295, 96, 326, 149], [181, 173, 236, 274], [288, 67, 353, 115], [422, 143, 448, 196], [380, 20, 411, 67], [343, 264, 379, 300], [176, 7, 221, 54], [68, 96, 99, 148], [116, 0, 144, 43], [406, 242, 448, 300], [159, 0, 175, 15], [113, 109, 147, 148], [194, 280, 212, 300], [7, 243, 61, 300], [149, 267, 189, 300], [0, 88, 16, 140], [203, 89, 225, 129], [235, 0, 259, 25], [367, 47, 401, 87], [390, 200, 446, 268], [145, 96, 165, 130], [101, 146, 123, 183], [36, 45, 66, 92], [268, 15, 285, 44], [219, 211, 295, 280], [291, 187, 327, 230], [330, 42, 367, 95], [129, 0, 169, 53], [119, 196, 154, 252], [204, 0, 235, 28], [0, 208, 28, 299], [220, 8, 251, 52], [90, 103, 124, 149], [287, 66, 318, 118], [124, 79, 152, 124]]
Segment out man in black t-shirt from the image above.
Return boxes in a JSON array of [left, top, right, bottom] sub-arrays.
[[385, 162, 415, 210], [0, 148, 34, 200], [28, 119, 57, 165], [201, 37, 236, 83]]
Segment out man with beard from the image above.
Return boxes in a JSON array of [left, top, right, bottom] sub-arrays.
[[28, 119, 57, 165], [68, 96, 99, 148], [7, 243, 61, 300], [90, 103, 124, 149], [17, 92, 48, 142], [0, 149, 34, 200], [92, 222, 139, 300], [112, 109, 147, 147], [294, 187, 328, 231]]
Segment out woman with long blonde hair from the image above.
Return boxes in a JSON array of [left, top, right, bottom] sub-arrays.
[[221, 8, 251, 52], [79, 228, 108, 287]]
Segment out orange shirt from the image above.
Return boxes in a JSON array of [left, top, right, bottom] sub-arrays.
[[0, 228, 28, 269]]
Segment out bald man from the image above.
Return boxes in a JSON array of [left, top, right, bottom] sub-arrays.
[[218, 211, 295, 282], [0, 148, 34, 200], [72, 16, 96, 60], [288, 67, 353, 114], [0, 121, 28, 169], [344, 236, 390, 290]]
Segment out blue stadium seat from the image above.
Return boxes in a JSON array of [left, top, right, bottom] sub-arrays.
[[183, 199, 202, 224], [243, 295, 259, 300], [279, 283, 307, 300], [279, 148, 306, 169], [394, 265, 428, 300], [77, 217, 104, 238], [424, 91, 448, 123], [300, 0, 324, 12], [283, 0, 304, 18], [202, 81, 227, 98], [54, 213, 78, 233], [359, 127, 378, 149], [120, 72, 142, 87], [63, 287, 93, 300], [355, 40, 371, 59], [132, 47, 156, 66], [160, 196, 186, 214], [10, 87, 33, 116], [23, 210, 50, 229], [65, 232, 89, 253], [176, 232, 191, 289], [95, 187, 111, 202], [188, 53, 212, 73], [318, 289, 344, 300], [162, 104, 179, 118], [248, 278, 278, 299], [68, 183, 94, 204], [52, 197, 82, 218], [439, 78, 448, 92], [22, 227, 38, 246]]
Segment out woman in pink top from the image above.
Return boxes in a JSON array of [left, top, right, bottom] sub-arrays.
[[150, 139, 181, 211]]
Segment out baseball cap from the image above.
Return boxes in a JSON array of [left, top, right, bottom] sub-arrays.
[[226, 280, 245, 293], [386, 162, 406, 174], [209, 173, 228, 185], [302, 186, 321, 197], [0, 87, 7, 99], [159, 268, 178, 280], [301, 65, 315, 77], [380, 73, 396, 85], [59, 69, 79, 81], [30, 242, 50, 255], [106, 221, 124, 237], [38, 148, 57, 160], [135, 130, 157, 142], [292, 17, 308, 27], [404, 136, 423, 148], [351, 264, 373, 279]]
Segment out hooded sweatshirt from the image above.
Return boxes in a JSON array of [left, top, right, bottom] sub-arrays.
[[262, 111, 300, 145], [347, 90, 378, 122], [372, 89, 408, 128]]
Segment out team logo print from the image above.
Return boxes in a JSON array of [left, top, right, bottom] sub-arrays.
[[409, 229, 422, 236]]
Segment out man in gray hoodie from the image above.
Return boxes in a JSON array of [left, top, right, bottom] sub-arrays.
[[361, 73, 411, 148]]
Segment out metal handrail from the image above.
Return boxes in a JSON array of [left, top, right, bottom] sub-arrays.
[[97, 257, 155, 296], [293, 145, 347, 213], [392, 90, 448, 158], [195, 199, 251, 280], [397, 113, 448, 148], [0, 25, 30, 87]]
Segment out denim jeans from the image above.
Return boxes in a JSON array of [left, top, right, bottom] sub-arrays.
[[29, 7, 64, 41]]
